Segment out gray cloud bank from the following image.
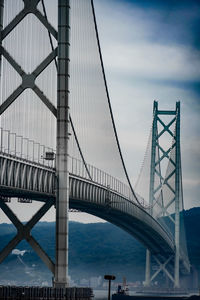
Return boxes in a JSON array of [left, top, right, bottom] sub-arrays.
[[1, 0, 199, 225], [94, 0, 200, 209]]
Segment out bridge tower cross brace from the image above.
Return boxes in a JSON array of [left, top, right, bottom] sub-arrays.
[[145, 101, 181, 288], [0, 0, 70, 287]]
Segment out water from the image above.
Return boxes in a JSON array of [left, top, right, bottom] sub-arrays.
[[94, 289, 111, 300], [93, 289, 198, 300], [93, 290, 139, 300]]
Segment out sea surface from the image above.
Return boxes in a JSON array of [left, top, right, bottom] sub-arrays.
[[93, 289, 198, 300], [93, 290, 140, 300], [94, 289, 113, 300]]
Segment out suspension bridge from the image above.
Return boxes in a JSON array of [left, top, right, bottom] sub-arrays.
[[0, 0, 191, 291]]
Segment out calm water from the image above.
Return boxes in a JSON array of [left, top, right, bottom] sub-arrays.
[[93, 289, 196, 300], [93, 290, 139, 300], [94, 290, 112, 300]]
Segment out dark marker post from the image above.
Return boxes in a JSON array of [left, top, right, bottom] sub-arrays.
[[104, 275, 116, 300]]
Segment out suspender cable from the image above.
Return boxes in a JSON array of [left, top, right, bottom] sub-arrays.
[[69, 115, 92, 180], [41, 0, 92, 181], [41, 0, 58, 71], [91, 0, 141, 206]]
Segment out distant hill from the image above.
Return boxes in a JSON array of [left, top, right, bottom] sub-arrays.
[[184, 207, 200, 268], [0, 207, 199, 286]]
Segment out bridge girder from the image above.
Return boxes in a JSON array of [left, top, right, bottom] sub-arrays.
[[0, 152, 190, 276], [0, 152, 191, 276]]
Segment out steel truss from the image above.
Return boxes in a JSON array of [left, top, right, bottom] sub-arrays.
[[0, 199, 55, 273], [144, 101, 189, 288], [0, 0, 70, 286], [0, 0, 57, 116], [0, 153, 55, 196]]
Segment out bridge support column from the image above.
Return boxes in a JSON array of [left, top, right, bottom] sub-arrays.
[[144, 101, 185, 289], [174, 102, 180, 288], [54, 0, 70, 288], [144, 250, 151, 287]]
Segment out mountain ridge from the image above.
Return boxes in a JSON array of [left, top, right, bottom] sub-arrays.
[[0, 207, 199, 286]]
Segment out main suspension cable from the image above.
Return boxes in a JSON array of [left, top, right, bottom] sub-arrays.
[[91, 0, 142, 206]]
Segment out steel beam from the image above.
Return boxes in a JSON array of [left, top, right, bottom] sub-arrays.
[[1, 0, 57, 41], [0, 235, 21, 264], [174, 102, 180, 288], [0, 46, 57, 116], [151, 256, 174, 283], [27, 235, 55, 274], [144, 101, 185, 288], [0, 200, 54, 272], [1, 9, 27, 40], [33, 85, 57, 117], [54, 0, 70, 288], [144, 101, 157, 287], [0, 0, 59, 117], [0, 46, 24, 76], [34, 9, 58, 40]]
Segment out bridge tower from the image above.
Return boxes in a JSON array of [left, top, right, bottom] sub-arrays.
[[55, 0, 70, 287], [0, 0, 70, 287], [144, 101, 183, 288]]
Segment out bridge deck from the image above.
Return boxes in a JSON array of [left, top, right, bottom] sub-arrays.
[[0, 152, 190, 273]]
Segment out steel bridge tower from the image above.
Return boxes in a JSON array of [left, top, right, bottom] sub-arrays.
[[0, 0, 70, 287], [144, 101, 184, 288]]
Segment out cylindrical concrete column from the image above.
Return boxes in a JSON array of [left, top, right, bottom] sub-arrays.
[[55, 0, 70, 287]]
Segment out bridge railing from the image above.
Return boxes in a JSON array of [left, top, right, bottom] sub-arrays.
[[0, 127, 55, 168], [69, 156, 139, 203], [0, 127, 142, 204]]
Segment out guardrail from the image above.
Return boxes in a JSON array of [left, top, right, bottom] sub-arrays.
[[0, 127, 55, 168], [0, 127, 138, 203], [69, 156, 136, 202], [0, 129, 190, 270]]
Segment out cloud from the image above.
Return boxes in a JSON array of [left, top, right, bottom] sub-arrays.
[[94, 0, 200, 209], [95, 0, 200, 49], [95, 0, 200, 84], [103, 43, 200, 82], [12, 249, 27, 256], [1, 0, 199, 226]]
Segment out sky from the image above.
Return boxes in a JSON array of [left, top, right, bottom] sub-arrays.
[[94, 0, 200, 208], [1, 0, 200, 224]]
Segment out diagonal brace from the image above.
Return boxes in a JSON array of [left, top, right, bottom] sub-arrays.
[[153, 256, 174, 283], [0, 200, 55, 274], [157, 116, 176, 139], [0, 46, 25, 76], [2, 0, 57, 41], [0, 47, 57, 116], [156, 200, 176, 224], [155, 143, 176, 167]]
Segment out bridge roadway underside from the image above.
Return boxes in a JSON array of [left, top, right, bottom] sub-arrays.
[[0, 175, 175, 263]]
